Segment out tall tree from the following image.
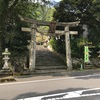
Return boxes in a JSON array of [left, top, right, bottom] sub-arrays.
[[54, 0, 100, 25], [52, 0, 100, 59], [0, 0, 49, 52]]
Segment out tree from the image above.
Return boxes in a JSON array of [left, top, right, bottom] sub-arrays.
[[0, 0, 51, 69], [0, 0, 26, 51], [54, 0, 100, 25], [0, 0, 50, 51], [52, 0, 100, 58]]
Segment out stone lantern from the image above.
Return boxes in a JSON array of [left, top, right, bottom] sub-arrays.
[[2, 48, 11, 70]]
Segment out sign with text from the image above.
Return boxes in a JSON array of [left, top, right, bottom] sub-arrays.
[[55, 30, 78, 35], [84, 46, 89, 63], [21, 27, 31, 32]]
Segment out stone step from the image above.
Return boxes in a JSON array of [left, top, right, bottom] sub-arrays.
[[36, 64, 65, 66], [0, 70, 13, 77], [21, 68, 67, 75], [34, 69, 67, 74], [85, 65, 95, 69], [36, 66, 67, 70], [36, 65, 67, 70], [35, 45, 66, 72], [36, 55, 65, 65], [84, 63, 95, 69], [36, 62, 65, 66]]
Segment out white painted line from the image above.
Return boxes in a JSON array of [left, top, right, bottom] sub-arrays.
[[0, 73, 100, 86], [18, 88, 100, 100]]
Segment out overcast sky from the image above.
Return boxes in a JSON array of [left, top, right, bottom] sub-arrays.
[[54, 0, 61, 2], [51, 0, 61, 2]]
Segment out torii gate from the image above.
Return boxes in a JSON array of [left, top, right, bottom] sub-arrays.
[[19, 16, 80, 71]]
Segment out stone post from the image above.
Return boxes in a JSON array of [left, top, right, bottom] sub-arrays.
[[29, 24, 36, 71], [65, 26, 72, 70]]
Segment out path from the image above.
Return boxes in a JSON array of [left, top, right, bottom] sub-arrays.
[[35, 45, 67, 74]]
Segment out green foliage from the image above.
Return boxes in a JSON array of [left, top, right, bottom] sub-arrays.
[[0, 0, 49, 51], [88, 26, 100, 47], [54, 0, 100, 25], [49, 36, 65, 54], [49, 35, 86, 58], [0, 0, 51, 68], [52, 0, 100, 58], [71, 36, 86, 58], [32, 4, 55, 34], [49, 37, 57, 51]]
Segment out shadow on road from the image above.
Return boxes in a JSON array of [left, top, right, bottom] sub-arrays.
[[13, 87, 88, 100]]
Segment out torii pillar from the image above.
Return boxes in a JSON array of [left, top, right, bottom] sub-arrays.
[[65, 26, 72, 70], [29, 24, 36, 71]]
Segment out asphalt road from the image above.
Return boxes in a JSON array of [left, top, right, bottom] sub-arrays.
[[1, 73, 100, 100]]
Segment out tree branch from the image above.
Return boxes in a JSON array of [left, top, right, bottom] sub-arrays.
[[9, 0, 19, 12]]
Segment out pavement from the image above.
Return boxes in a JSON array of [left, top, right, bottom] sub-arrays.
[[1, 68, 100, 100], [14, 68, 100, 82]]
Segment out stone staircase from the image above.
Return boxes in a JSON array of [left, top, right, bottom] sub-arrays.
[[35, 45, 67, 74]]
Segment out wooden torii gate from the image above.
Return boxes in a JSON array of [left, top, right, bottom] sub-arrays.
[[19, 16, 80, 71]]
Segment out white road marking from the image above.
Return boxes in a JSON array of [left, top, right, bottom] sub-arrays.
[[18, 88, 100, 100], [0, 73, 100, 86]]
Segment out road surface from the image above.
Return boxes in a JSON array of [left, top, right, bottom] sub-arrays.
[[0, 73, 100, 100]]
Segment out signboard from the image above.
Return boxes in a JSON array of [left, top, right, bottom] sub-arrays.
[[21, 27, 31, 32], [55, 30, 78, 35], [84, 46, 89, 63], [70, 31, 78, 35]]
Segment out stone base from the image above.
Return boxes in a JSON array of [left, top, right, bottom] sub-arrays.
[[0, 69, 13, 77]]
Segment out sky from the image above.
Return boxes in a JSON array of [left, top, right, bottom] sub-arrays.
[[32, 0, 61, 3], [51, 0, 61, 3], [54, 0, 61, 2]]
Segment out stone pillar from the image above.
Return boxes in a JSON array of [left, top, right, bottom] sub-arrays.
[[29, 24, 36, 71], [65, 26, 72, 70]]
